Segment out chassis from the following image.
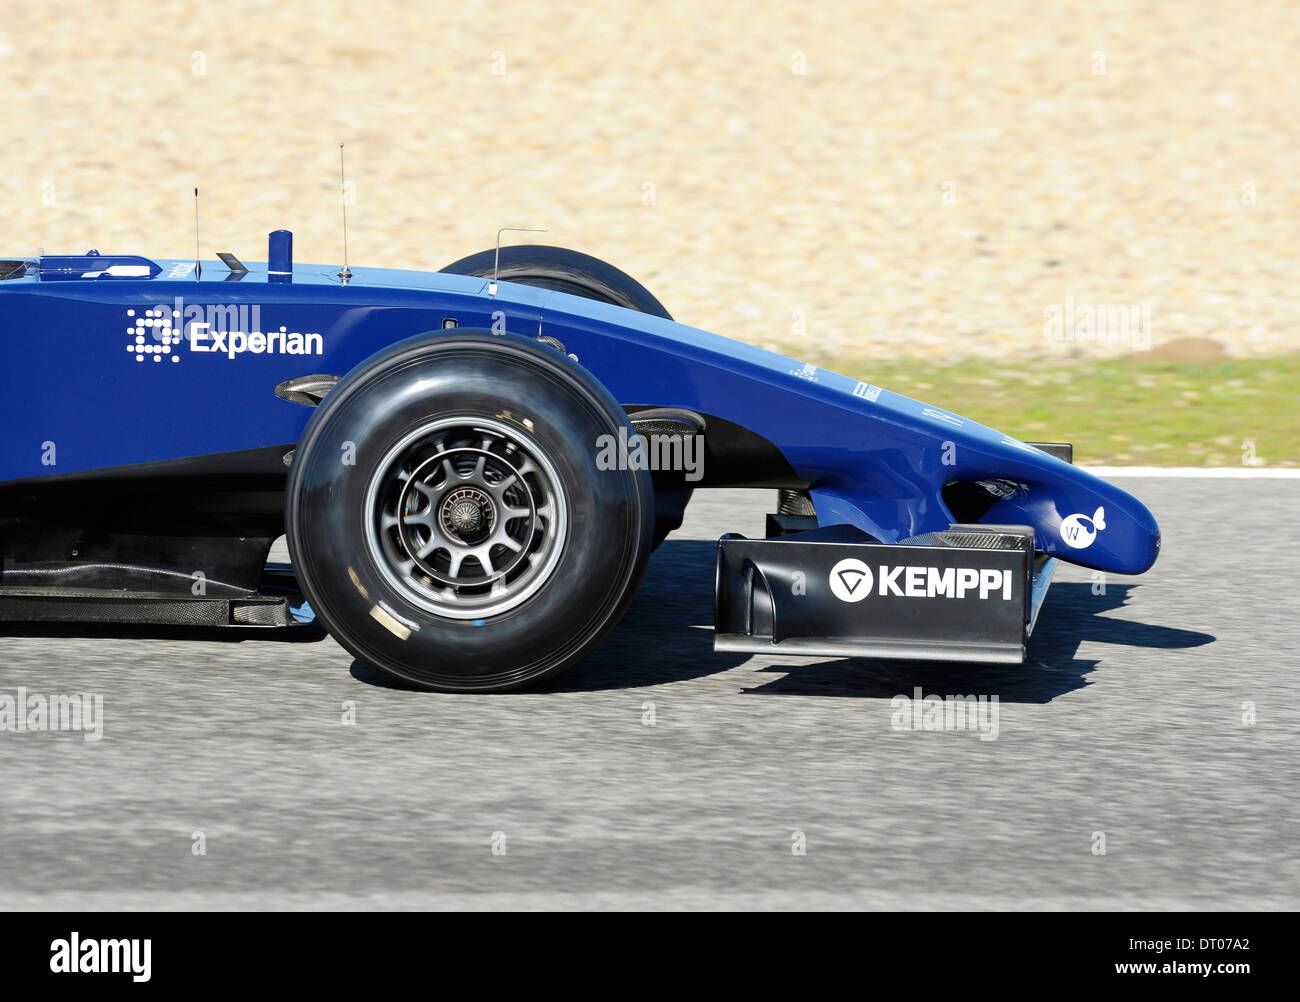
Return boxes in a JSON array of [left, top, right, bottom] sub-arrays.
[[0, 237, 1159, 690]]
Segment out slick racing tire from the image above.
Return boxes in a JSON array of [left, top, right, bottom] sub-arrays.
[[440, 244, 672, 319], [285, 331, 655, 692]]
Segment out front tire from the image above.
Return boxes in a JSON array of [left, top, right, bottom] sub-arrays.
[[285, 331, 655, 692]]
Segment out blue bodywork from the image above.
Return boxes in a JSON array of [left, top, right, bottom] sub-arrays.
[[0, 246, 1159, 575]]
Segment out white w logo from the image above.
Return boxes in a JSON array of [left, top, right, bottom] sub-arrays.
[[1060, 507, 1106, 549]]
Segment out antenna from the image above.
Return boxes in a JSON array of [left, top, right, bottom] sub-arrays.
[[338, 144, 352, 284], [193, 187, 202, 279], [490, 225, 547, 296]]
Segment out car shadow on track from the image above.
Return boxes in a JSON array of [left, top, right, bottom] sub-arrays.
[[741, 579, 1216, 703], [561, 542, 1213, 702], [0, 621, 325, 643], [346, 539, 1216, 700]]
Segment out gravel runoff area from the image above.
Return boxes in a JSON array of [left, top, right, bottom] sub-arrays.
[[2, 0, 1298, 361]]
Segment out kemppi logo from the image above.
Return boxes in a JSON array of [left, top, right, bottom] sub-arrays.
[[829, 558, 1014, 603]]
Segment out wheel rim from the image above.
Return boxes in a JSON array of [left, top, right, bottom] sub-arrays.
[[363, 416, 568, 620]]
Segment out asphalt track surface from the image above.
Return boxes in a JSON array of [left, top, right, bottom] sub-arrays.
[[1, 477, 1295, 910]]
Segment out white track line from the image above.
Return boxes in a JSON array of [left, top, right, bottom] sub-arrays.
[[1079, 466, 1300, 478]]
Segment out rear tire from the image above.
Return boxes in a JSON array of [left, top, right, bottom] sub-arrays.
[[285, 331, 655, 692], [441, 244, 672, 319]]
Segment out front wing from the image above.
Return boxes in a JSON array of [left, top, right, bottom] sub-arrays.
[[715, 523, 1057, 664]]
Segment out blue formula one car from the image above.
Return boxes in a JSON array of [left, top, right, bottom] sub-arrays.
[[0, 235, 1160, 691]]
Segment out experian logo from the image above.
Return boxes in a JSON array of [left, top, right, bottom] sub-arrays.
[[124, 301, 323, 365], [829, 558, 1014, 603], [189, 321, 323, 358]]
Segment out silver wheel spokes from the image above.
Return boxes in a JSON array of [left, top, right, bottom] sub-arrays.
[[368, 421, 566, 617]]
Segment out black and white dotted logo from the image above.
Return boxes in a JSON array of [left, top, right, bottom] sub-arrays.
[[124, 308, 181, 363]]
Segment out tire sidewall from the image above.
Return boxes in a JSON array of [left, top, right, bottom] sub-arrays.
[[286, 331, 654, 691]]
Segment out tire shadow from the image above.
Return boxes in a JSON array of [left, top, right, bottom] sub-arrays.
[[537, 538, 747, 691]]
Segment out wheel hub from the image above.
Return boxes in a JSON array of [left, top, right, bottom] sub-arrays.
[[441, 487, 495, 543]]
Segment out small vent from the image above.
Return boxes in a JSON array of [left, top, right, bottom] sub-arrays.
[[275, 374, 340, 407], [778, 489, 816, 516]]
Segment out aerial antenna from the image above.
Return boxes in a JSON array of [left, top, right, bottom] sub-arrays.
[[338, 143, 352, 284], [193, 187, 202, 279]]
